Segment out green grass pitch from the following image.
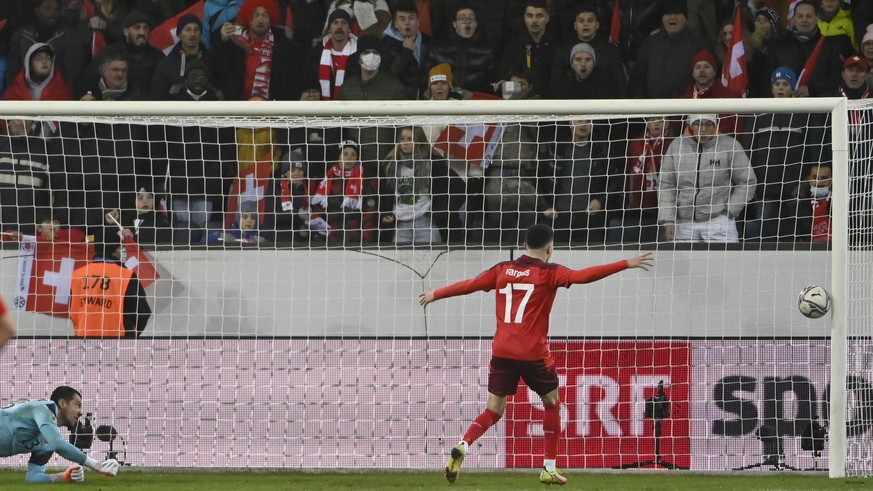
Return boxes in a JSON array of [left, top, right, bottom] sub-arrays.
[[0, 470, 870, 490]]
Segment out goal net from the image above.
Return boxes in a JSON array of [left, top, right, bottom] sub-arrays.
[[0, 98, 867, 476]]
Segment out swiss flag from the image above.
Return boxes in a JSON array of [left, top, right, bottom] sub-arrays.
[[82, 0, 107, 58], [122, 236, 160, 288], [433, 123, 504, 168], [149, 1, 205, 55], [91, 31, 107, 58], [609, 0, 621, 45], [13, 236, 93, 318], [720, 7, 747, 95], [796, 35, 826, 91], [225, 158, 273, 228]]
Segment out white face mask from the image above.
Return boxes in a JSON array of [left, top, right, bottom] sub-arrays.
[[810, 186, 831, 198], [360, 53, 381, 71]]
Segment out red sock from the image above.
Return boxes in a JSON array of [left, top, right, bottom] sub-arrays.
[[462, 408, 502, 445], [543, 404, 561, 460]]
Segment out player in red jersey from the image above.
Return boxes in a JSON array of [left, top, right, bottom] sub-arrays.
[[419, 223, 653, 485], [0, 295, 15, 350]]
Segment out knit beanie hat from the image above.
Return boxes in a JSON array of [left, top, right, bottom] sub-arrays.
[[770, 66, 797, 87], [176, 13, 200, 33], [863, 24, 873, 45], [755, 7, 779, 34], [691, 49, 717, 71], [569, 42, 596, 64], [429, 63, 453, 86]]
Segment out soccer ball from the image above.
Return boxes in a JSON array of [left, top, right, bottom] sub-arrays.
[[798, 286, 831, 319]]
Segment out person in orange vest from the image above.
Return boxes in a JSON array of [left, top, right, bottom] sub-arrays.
[[69, 229, 150, 337]]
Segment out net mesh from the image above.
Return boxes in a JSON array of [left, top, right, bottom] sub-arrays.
[[0, 101, 866, 474], [845, 99, 873, 477]]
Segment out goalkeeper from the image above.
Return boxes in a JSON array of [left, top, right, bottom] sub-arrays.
[[0, 386, 121, 483]]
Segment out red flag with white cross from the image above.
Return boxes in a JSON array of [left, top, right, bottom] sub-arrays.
[[12, 235, 93, 318]]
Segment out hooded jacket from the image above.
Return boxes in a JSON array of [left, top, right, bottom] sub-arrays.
[[7, 23, 83, 90], [658, 132, 756, 224], [2, 43, 71, 101]]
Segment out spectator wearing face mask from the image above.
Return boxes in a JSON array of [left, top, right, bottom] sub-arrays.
[[784, 163, 833, 243], [340, 34, 409, 100], [340, 34, 410, 170]]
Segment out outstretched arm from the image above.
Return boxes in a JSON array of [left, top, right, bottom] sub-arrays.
[[33, 408, 119, 477], [419, 267, 499, 307], [557, 253, 653, 286]]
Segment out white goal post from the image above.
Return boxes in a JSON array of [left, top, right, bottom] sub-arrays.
[[0, 97, 864, 476]]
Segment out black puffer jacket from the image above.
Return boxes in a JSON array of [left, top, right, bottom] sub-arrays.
[[430, 28, 497, 94]]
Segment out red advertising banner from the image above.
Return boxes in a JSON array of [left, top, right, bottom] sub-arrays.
[[504, 340, 692, 469]]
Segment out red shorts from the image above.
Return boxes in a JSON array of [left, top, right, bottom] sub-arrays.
[[487, 356, 559, 397]]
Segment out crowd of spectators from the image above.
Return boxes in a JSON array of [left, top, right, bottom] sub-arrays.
[[0, 0, 865, 247]]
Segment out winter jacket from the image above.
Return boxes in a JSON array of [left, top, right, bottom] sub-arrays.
[[430, 27, 497, 93], [339, 69, 410, 100], [631, 27, 708, 99], [207, 27, 302, 100], [2, 43, 72, 101], [380, 24, 433, 96], [0, 133, 49, 232], [501, 28, 558, 96], [553, 35, 627, 98], [150, 42, 208, 100], [658, 134, 756, 224], [743, 112, 811, 200], [818, 8, 857, 51], [548, 66, 616, 99], [765, 29, 853, 97], [7, 25, 84, 89]]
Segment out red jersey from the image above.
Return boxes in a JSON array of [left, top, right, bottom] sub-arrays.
[[0, 295, 6, 315], [434, 256, 628, 362]]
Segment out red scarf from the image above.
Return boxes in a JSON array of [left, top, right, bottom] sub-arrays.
[[319, 36, 356, 100], [811, 197, 831, 242], [627, 133, 663, 209], [312, 163, 363, 210], [235, 29, 275, 100]]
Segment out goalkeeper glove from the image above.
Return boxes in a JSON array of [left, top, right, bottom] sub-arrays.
[[84, 456, 120, 476], [60, 465, 84, 483]]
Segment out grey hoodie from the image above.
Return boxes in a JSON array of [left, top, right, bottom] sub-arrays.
[[658, 133, 757, 224], [23, 43, 56, 100]]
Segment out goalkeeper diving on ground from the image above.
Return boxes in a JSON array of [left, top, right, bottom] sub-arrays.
[[0, 386, 120, 483], [420, 224, 653, 485]]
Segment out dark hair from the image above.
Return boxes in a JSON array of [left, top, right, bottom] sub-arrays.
[[98, 46, 129, 73], [525, 223, 553, 249], [507, 67, 535, 84], [574, 2, 599, 18], [454, 3, 477, 18], [524, 0, 549, 12], [394, 0, 417, 15], [50, 386, 81, 405]]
